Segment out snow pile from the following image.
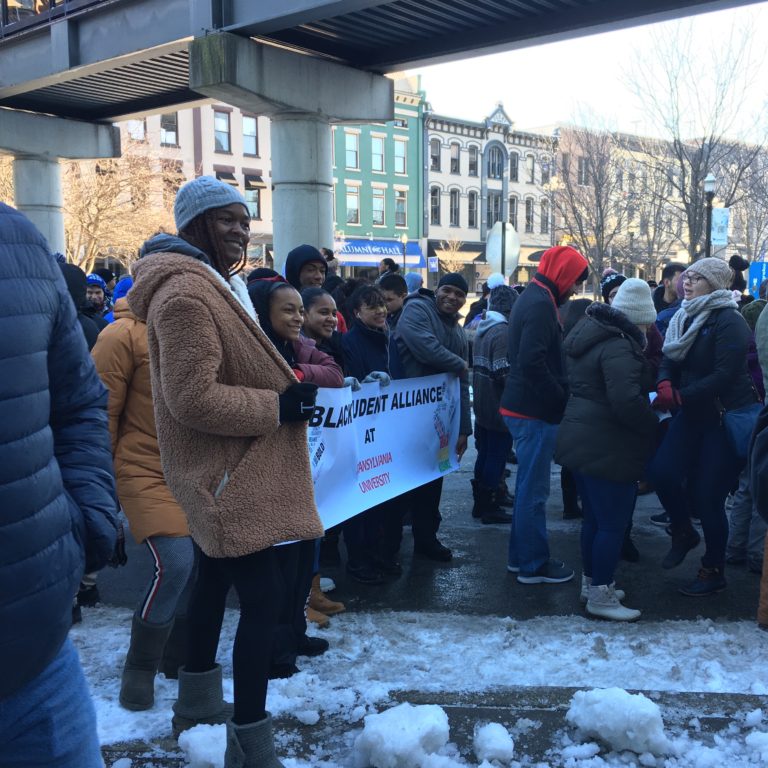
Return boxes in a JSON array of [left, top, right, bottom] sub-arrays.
[[353, 703, 451, 768], [177, 723, 226, 768], [472, 722, 514, 764], [566, 687, 671, 755], [746, 729, 768, 761]]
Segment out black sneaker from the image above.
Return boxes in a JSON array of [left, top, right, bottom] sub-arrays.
[[297, 635, 329, 657], [517, 560, 574, 584], [76, 584, 100, 608], [662, 529, 701, 569], [650, 512, 671, 527], [414, 540, 453, 562], [373, 556, 403, 577], [481, 510, 513, 525], [269, 663, 299, 679], [346, 563, 385, 584]]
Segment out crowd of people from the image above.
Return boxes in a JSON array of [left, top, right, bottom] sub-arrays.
[[3, 174, 768, 766]]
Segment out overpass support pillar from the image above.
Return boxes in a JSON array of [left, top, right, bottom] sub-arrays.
[[13, 156, 65, 255], [188, 32, 393, 273]]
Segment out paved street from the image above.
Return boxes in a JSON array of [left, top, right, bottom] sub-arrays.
[[96, 444, 765, 766]]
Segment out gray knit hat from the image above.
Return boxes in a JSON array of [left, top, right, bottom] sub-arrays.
[[611, 278, 657, 326], [686, 257, 733, 292], [174, 176, 248, 232], [488, 284, 516, 316]]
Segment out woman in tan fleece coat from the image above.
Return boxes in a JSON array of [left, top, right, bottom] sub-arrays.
[[129, 176, 322, 768], [92, 290, 194, 713]]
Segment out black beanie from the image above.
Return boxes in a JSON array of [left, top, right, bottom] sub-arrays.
[[438, 273, 469, 295]]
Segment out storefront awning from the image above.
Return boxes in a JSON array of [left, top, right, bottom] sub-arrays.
[[427, 240, 485, 263], [334, 238, 426, 268], [245, 174, 266, 189], [216, 171, 238, 186]]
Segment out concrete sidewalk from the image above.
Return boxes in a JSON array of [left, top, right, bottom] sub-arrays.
[[97, 452, 766, 766]]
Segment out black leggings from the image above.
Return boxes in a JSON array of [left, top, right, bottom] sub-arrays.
[[186, 545, 283, 725]]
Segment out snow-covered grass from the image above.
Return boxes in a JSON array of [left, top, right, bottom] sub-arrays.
[[74, 606, 768, 767]]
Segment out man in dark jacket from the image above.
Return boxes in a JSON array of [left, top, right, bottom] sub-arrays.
[[0, 203, 118, 766], [500, 245, 588, 584], [60, 262, 102, 350], [653, 262, 685, 314], [396, 273, 472, 561], [285, 243, 328, 289]]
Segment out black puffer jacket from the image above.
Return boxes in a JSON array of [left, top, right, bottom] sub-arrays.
[[659, 306, 757, 425], [555, 303, 658, 482]]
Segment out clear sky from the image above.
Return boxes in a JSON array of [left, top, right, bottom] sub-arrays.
[[408, 1, 768, 138]]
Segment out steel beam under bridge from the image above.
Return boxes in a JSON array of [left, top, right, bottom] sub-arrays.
[[0, 0, 761, 121]]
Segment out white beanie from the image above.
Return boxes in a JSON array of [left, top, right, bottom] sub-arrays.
[[611, 278, 657, 326]]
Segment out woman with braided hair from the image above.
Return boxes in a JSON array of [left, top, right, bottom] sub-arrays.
[[130, 176, 323, 767]]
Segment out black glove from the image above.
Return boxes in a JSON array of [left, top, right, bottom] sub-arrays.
[[108, 521, 128, 568], [279, 382, 318, 423]]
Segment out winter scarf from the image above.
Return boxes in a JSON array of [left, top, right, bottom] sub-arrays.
[[662, 289, 737, 361]]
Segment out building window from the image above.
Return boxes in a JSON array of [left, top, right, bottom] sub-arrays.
[[509, 152, 519, 182], [245, 189, 261, 220], [345, 133, 359, 169], [394, 139, 406, 174], [449, 189, 460, 226], [450, 143, 460, 174], [508, 196, 518, 229], [561, 152, 570, 180], [578, 156, 589, 186], [371, 136, 385, 173], [468, 146, 478, 177], [525, 198, 534, 233], [488, 147, 503, 180], [487, 191, 502, 228], [243, 115, 258, 156], [526, 154, 535, 184], [430, 186, 441, 226], [393, 118, 408, 128], [346, 187, 360, 224], [430, 138, 441, 171], [126, 119, 147, 142], [541, 158, 551, 186], [214, 111, 231, 153], [540, 199, 549, 234], [160, 113, 178, 147], [372, 189, 385, 226], [395, 190, 407, 227], [468, 191, 478, 228]]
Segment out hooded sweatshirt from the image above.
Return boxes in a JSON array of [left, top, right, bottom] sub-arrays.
[[284, 244, 327, 290], [472, 311, 510, 432], [128, 243, 323, 557], [59, 263, 101, 350], [500, 246, 588, 423]]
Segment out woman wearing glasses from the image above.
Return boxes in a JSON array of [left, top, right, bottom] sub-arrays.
[[650, 258, 759, 596]]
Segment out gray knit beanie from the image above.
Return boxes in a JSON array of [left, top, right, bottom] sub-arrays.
[[488, 284, 516, 316], [174, 176, 248, 232], [611, 278, 657, 326], [686, 257, 733, 292]]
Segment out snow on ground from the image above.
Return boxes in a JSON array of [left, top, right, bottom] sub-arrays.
[[72, 606, 768, 767]]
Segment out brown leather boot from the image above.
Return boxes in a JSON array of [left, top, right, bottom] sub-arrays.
[[306, 606, 330, 628], [308, 574, 345, 616]]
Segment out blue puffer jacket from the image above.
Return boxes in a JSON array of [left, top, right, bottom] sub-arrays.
[[0, 203, 118, 700]]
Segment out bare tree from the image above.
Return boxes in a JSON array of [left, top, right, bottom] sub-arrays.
[[624, 20, 765, 259], [730, 147, 768, 261], [0, 156, 13, 205], [438, 237, 467, 275], [552, 123, 627, 293], [63, 141, 183, 273]]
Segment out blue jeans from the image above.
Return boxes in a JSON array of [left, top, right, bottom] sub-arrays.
[[0, 638, 103, 768], [504, 416, 559, 574], [649, 412, 741, 569], [574, 472, 636, 586], [473, 424, 513, 490]]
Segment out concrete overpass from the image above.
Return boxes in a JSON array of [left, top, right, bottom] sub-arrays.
[[0, 0, 758, 263]]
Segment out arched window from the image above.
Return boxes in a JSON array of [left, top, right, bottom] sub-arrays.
[[468, 146, 479, 177], [430, 138, 441, 172], [525, 197, 535, 232], [487, 147, 503, 179], [468, 191, 478, 228], [526, 154, 535, 184], [430, 186, 441, 226], [487, 192, 502, 228], [509, 151, 519, 182], [540, 199, 550, 234], [450, 143, 461, 174], [449, 189, 460, 226]]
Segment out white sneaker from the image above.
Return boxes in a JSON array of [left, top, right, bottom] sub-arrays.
[[586, 584, 641, 622], [319, 577, 336, 593], [580, 574, 625, 603]]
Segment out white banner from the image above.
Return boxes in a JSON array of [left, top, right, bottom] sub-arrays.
[[711, 207, 730, 246], [307, 374, 461, 529]]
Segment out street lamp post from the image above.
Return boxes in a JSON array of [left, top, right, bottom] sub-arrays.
[[704, 173, 716, 259], [400, 232, 408, 272]]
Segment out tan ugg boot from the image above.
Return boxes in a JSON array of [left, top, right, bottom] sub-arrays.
[[309, 574, 345, 616], [306, 606, 330, 628]]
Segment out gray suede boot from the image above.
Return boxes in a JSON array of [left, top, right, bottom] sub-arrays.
[[172, 664, 233, 738], [225, 715, 285, 768], [119, 614, 174, 711], [159, 615, 187, 680]]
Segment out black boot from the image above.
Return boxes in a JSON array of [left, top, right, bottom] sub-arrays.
[[561, 467, 582, 519], [159, 615, 187, 680], [470, 479, 482, 518], [494, 483, 515, 509], [474, 486, 512, 525], [620, 527, 640, 563], [662, 525, 701, 570], [120, 615, 174, 711]]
